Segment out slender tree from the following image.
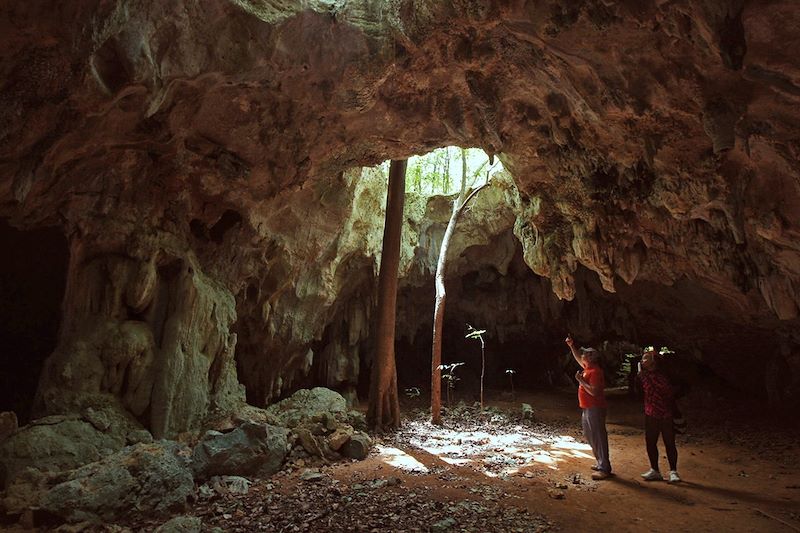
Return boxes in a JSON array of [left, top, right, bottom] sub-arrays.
[[431, 149, 491, 424], [368, 159, 406, 430], [466, 325, 487, 410], [432, 152, 440, 193], [443, 148, 451, 193]]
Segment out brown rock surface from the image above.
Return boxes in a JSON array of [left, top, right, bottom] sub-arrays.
[[1, 0, 799, 430]]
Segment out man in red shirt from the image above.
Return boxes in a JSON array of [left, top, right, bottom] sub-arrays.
[[566, 335, 612, 480]]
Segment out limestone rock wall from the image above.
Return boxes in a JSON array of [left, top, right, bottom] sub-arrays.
[[232, 169, 386, 406], [34, 226, 244, 438]]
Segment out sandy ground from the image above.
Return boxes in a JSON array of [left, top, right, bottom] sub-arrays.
[[324, 389, 800, 532]]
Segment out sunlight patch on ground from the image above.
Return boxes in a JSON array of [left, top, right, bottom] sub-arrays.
[[551, 449, 593, 459], [490, 430, 544, 447], [532, 453, 556, 465], [439, 457, 472, 466], [376, 445, 429, 473], [396, 419, 591, 478], [420, 443, 463, 456], [550, 436, 592, 451]]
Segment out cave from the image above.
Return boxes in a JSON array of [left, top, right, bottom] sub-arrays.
[[0, 220, 68, 424], [1, 1, 799, 531]]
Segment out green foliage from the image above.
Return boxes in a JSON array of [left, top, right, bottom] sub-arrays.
[[380, 147, 502, 196], [438, 362, 465, 388], [505, 368, 516, 398], [465, 324, 488, 409], [404, 387, 421, 399], [465, 326, 487, 340], [438, 362, 464, 408], [616, 352, 639, 386]]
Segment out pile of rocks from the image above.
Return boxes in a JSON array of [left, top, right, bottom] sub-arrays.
[[0, 388, 371, 528], [264, 387, 372, 464]]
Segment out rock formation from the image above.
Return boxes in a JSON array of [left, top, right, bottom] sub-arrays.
[[1, 0, 799, 436], [0, 387, 372, 524]]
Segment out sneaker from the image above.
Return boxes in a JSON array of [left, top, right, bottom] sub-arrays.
[[641, 468, 663, 481], [591, 470, 611, 480], [668, 470, 681, 483], [590, 464, 601, 471]]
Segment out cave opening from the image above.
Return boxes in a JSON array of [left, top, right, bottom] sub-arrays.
[[357, 146, 564, 403], [388, 146, 504, 196], [369, 147, 510, 398], [0, 220, 68, 424]]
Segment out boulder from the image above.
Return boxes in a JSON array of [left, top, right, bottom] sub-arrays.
[[154, 516, 203, 533], [191, 422, 289, 480], [39, 441, 194, 523], [327, 426, 354, 451], [340, 431, 371, 460], [299, 468, 325, 482], [264, 388, 348, 428], [127, 428, 154, 445], [295, 428, 326, 458], [82, 407, 111, 432], [76, 402, 151, 444], [346, 410, 368, 432], [1, 468, 50, 516], [0, 416, 125, 489]]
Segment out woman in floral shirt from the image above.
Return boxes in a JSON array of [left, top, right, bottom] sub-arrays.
[[638, 348, 681, 483]]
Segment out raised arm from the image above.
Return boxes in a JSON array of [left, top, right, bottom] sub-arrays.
[[565, 335, 586, 368]]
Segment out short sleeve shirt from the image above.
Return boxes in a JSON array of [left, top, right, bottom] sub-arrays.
[[639, 370, 674, 419], [578, 366, 607, 409]]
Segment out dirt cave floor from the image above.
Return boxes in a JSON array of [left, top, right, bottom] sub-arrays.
[[28, 389, 800, 533], [190, 388, 800, 533]]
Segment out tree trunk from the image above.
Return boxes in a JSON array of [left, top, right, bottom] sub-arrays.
[[367, 159, 406, 431], [431, 200, 459, 425], [443, 148, 451, 193], [431, 150, 489, 424], [479, 335, 485, 410]]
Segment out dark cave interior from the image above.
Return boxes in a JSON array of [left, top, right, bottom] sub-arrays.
[[0, 220, 68, 424]]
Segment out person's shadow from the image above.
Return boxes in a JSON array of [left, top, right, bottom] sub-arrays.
[[607, 476, 786, 507], [606, 476, 696, 505], [677, 479, 791, 507]]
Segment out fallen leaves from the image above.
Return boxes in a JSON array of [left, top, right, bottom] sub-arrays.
[[187, 471, 552, 532]]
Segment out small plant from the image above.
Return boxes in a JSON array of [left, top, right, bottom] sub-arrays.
[[405, 387, 421, 399], [505, 369, 517, 400], [465, 324, 487, 410], [438, 362, 465, 408]]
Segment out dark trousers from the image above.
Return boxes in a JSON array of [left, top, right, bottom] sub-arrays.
[[645, 415, 677, 471]]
